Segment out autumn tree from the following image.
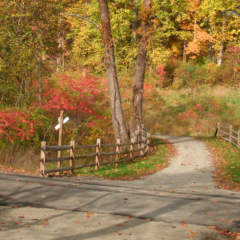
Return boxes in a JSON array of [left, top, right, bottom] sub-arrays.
[[130, 0, 152, 139], [0, 0, 67, 106], [98, 0, 129, 143]]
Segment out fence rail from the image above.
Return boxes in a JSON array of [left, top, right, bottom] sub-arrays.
[[216, 123, 240, 149], [40, 132, 154, 176]]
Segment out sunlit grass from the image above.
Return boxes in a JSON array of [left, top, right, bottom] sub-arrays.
[[76, 139, 169, 180], [204, 137, 240, 183]]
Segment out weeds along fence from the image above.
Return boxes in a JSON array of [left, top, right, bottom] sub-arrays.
[[40, 132, 157, 176], [215, 123, 240, 149]]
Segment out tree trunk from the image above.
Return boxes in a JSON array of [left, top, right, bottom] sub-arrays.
[[130, 0, 151, 140], [38, 56, 42, 106], [183, 40, 187, 62], [98, 0, 129, 143]]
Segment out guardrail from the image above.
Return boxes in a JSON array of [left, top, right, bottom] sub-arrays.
[[40, 132, 157, 176], [215, 122, 240, 149]]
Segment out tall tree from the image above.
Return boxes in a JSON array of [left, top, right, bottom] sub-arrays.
[[98, 0, 129, 143], [130, 0, 152, 139]]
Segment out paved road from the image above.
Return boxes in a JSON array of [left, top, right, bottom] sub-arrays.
[[0, 136, 240, 239]]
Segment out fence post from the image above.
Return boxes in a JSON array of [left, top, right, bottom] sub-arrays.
[[95, 138, 101, 170], [69, 140, 75, 175], [40, 141, 46, 176], [229, 125, 233, 143], [57, 110, 64, 170], [215, 122, 220, 137], [238, 130, 240, 148], [115, 139, 120, 168], [136, 126, 140, 149], [146, 132, 151, 153], [130, 138, 134, 161], [140, 137, 144, 157]]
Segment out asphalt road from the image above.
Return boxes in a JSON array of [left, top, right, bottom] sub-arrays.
[[0, 136, 239, 240]]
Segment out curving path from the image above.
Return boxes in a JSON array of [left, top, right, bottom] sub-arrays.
[[128, 135, 217, 192], [0, 136, 240, 240]]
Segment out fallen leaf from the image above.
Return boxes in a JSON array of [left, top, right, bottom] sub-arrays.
[[11, 206, 19, 208], [41, 220, 48, 226], [187, 230, 197, 239], [75, 220, 81, 224], [221, 218, 232, 224], [205, 212, 211, 216], [86, 212, 92, 218], [236, 233, 240, 240], [180, 220, 187, 227]]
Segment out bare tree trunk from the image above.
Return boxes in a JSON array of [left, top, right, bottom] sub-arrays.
[[183, 40, 187, 62], [38, 56, 42, 106], [98, 0, 129, 143], [130, 0, 151, 140]]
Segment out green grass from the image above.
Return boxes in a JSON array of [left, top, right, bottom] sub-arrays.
[[204, 137, 240, 183], [76, 140, 169, 180]]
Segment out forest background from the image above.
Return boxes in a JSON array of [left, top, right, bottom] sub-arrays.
[[0, 0, 239, 170]]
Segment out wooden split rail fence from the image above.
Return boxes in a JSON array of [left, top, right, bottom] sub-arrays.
[[40, 132, 155, 176], [216, 123, 240, 149]]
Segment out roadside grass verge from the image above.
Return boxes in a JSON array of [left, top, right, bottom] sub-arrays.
[[203, 137, 240, 190], [75, 139, 175, 180]]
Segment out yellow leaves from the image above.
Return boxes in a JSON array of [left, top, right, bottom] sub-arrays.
[[195, 27, 214, 43], [186, 41, 201, 56], [185, 24, 214, 57]]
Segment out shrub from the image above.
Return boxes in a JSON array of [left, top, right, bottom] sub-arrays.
[[172, 61, 219, 89], [41, 74, 102, 116], [0, 108, 49, 147], [217, 47, 240, 85]]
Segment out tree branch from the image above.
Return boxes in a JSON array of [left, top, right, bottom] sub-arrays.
[[64, 13, 99, 27]]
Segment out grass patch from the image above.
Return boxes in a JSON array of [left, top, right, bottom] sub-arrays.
[[204, 137, 240, 190], [76, 139, 173, 180]]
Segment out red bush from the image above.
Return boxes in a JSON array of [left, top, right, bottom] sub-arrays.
[[0, 110, 38, 142], [41, 74, 101, 116]]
